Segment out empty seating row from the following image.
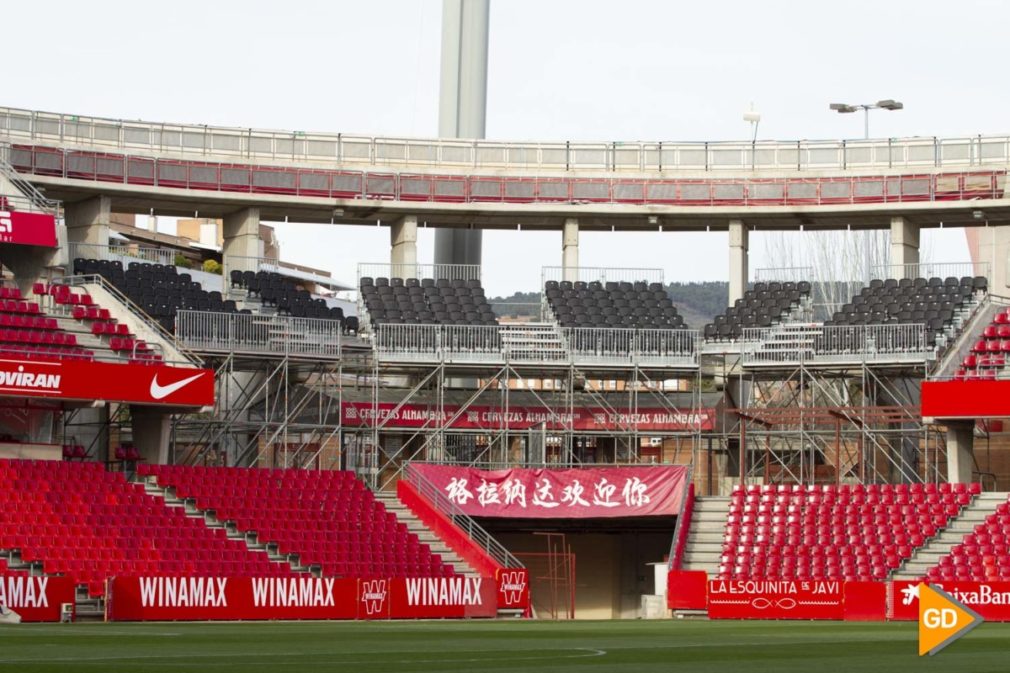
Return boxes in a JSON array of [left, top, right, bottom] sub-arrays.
[[957, 306, 1010, 378], [925, 497, 1010, 582], [361, 276, 497, 328], [545, 279, 686, 330], [704, 281, 811, 341]]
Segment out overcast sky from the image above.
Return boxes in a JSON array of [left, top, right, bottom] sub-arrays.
[[4, 0, 1006, 294]]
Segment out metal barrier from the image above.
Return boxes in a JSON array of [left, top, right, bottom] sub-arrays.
[[69, 242, 175, 267], [563, 327, 698, 366], [742, 323, 932, 365], [542, 265, 664, 286], [4, 106, 1010, 173], [403, 463, 523, 569], [176, 310, 341, 359], [869, 261, 992, 283], [0, 147, 60, 216], [753, 266, 814, 283], [357, 262, 481, 283]]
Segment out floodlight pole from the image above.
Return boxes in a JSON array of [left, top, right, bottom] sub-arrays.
[[829, 100, 903, 139]]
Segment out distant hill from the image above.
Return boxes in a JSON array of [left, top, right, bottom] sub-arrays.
[[488, 282, 729, 328]]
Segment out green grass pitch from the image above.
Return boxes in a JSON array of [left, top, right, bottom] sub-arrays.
[[1, 620, 1008, 673]]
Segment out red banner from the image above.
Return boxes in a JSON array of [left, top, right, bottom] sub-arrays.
[[0, 574, 75, 622], [107, 575, 500, 621], [342, 401, 715, 432], [496, 568, 530, 612], [707, 579, 845, 620], [0, 211, 57, 248], [890, 581, 1010, 622], [409, 464, 688, 518], [0, 358, 214, 407], [667, 570, 708, 610], [922, 380, 1010, 419]]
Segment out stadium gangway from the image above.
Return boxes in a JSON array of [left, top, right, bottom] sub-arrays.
[[741, 322, 934, 367], [4, 105, 1010, 173], [175, 309, 342, 360], [373, 323, 700, 368]]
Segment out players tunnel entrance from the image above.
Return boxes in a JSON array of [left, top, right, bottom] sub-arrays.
[[476, 516, 675, 619]]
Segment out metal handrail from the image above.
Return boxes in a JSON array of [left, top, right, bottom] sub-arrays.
[[54, 274, 203, 366], [403, 463, 523, 570], [175, 309, 342, 359], [0, 145, 61, 215], [3, 106, 1010, 173]]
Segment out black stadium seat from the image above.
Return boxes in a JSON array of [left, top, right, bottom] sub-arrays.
[[543, 279, 686, 330], [704, 281, 811, 341], [360, 277, 497, 328]]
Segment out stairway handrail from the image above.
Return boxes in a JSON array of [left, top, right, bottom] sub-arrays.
[[403, 463, 523, 569]]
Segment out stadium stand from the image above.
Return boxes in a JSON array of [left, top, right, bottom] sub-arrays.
[[704, 281, 811, 340], [138, 464, 457, 578], [230, 269, 345, 322], [718, 482, 980, 582], [544, 280, 685, 329], [360, 276, 497, 327], [925, 496, 1010, 582], [826, 276, 986, 344], [0, 459, 292, 597], [956, 303, 1010, 379], [0, 284, 94, 361], [73, 258, 239, 333]]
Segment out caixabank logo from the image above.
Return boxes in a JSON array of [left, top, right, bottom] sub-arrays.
[[359, 579, 388, 617], [916, 583, 984, 656]]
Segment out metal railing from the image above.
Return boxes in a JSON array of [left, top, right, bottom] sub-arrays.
[[374, 323, 700, 367], [4, 106, 1010, 173], [869, 261, 992, 283], [0, 146, 60, 215], [69, 241, 175, 267], [490, 301, 543, 320], [563, 327, 698, 366], [357, 262, 481, 284], [403, 463, 523, 569], [742, 323, 933, 365], [175, 310, 341, 359], [542, 265, 664, 286], [753, 266, 815, 283]]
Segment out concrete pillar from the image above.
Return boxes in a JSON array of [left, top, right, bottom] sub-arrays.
[[223, 207, 261, 274], [562, 217, 579, 282], [433, 0, 489, 268], [65, 195, 111, 248], [946, 421, 975, 484], [390, 215, 418, 278], [728, 220, 748, 305], [130, 405, 171, 465], [0, 246, 54, 296], [890, 216, 919, 278]]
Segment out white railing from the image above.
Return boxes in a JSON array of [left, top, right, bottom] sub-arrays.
[[374, 323, 699, 367], [541, 265, 664, 286], [563, 327, 698, 366], [3, 106, 1009, 172], [742, 323, 932, 366], [70, 242, 175, 267], [869, 261, 992, 283], [753, 266, 815, 283], [176, 310, 341, 359], [357, 262, 481, 284], [0, 146, 61, 215]]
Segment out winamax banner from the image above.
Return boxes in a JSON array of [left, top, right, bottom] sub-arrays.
[[706, 579, 845, 620], [0, 574, 75, 622], [890, 580, 1010, 622], [341, 401, 715, 432], [0, 211, 58, 247], [0, 358, 214, 407], [409, 464, 688, 518], [107, 575, 506, 621]]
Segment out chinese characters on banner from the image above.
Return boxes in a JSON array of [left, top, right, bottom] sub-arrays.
[[409, 464, 688, 518]]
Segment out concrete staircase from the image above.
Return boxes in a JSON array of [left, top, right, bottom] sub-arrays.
[[372, 492, 479, 577], [893, 491, 1010, 580], [135, 473, 315, 575], [680, 496, 731, 575]]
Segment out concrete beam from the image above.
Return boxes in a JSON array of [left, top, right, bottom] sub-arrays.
[[391, 215, 418, 278], [65, 195, 111, 247], [890, 216, 919, 277], [223, 207, 261, 274], [728, 220, 748, 305], [946, 420, 975, 484], [562, 217, 579, 283]]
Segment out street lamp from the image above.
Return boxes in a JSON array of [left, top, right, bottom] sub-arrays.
[[829, 99, 904, 139]]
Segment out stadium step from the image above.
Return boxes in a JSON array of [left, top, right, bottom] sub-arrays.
[[892, 490, 1010, 580], [501, 323, 568, 361], [680, 496, 730, 575], [134, 473, 316, 576], [373, 493, 481, 578]]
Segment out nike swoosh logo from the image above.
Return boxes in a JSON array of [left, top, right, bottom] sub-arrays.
[[149, 372, 205, 400]]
